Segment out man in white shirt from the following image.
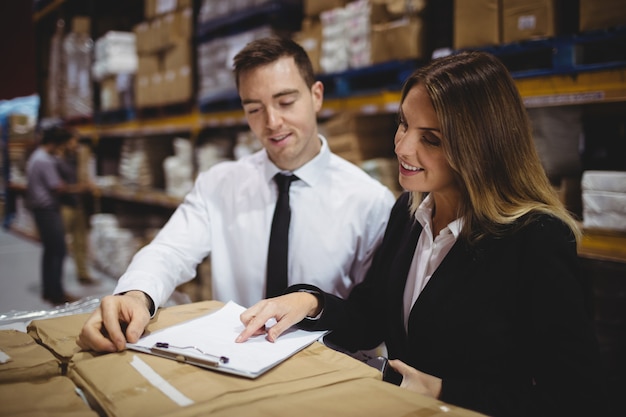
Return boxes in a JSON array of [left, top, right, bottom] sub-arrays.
[[77, 37, 395, 352]]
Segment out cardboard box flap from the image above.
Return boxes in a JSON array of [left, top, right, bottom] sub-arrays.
[[0, 330, 62, 383]]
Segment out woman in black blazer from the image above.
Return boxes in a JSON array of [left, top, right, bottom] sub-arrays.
[[237, 51, 607, 417]]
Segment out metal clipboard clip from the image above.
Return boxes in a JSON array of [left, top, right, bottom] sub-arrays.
[[150, 342, 229, 368]]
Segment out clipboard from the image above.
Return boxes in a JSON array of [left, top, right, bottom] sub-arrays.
[[126, 301, 328, 379]]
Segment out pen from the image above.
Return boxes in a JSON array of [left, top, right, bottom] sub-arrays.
[[151, 342, 229, 367]]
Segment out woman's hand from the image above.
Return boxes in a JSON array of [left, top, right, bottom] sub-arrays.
[[236, 292, 320, 343], [388, 359, 442, 399]]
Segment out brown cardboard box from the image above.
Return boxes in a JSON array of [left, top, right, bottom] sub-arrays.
[[99, 76, 121, 111], [322, 112, 397, 164], [370, 17, 426, 64], [68, 342, 381, 417], [580, 0, 626, 32], [162, 66, 192, 104], [160, 8, 192, 47], [27, 301, 224, 366], [71, 16, 91, 34], [0, 376, 100, 417], [133, 22, 151, 54], [138, 54, 161, 74], [454, 0, 501, 49], [134, 74, 151, 108], [202, 377, 488, 417], [145, 0, 193, 20], [135, 54, 161, 107], [304, 0, 349, 16], [164, 40, 191, 71], [294, 17, 323, 73], [502, 0, 558, 43], [0, 330, 61, 382], [176, 7, 193, 40], [372, 0, 427, 19]]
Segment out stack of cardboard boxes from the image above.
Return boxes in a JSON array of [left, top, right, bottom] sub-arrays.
[[454, 0, 626, 50], [295, 0, 428, 74], [0, 301, 487, 417], [133, 0, 193, 109]]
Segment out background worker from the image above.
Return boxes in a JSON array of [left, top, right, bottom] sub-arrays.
[[26, 126, 93, 304]]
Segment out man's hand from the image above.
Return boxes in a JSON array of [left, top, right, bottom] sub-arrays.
[[235, 292, 320, 343], [388, 359, 442, 399], [76, 291, 152, 352]]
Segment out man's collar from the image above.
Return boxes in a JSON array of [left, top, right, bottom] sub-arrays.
[[263, 134, 330, 187]]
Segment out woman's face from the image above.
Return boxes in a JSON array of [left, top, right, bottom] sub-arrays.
[[394, 84, 458, 197]]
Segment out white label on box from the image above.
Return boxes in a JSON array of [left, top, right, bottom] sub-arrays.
[[0, 349, 11, 364], [156, 0, 177, 14], [518, 15, 536, 31]]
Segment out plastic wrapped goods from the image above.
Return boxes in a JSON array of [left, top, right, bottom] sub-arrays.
[[118, 137, 152, 189], [582, 170, 626, 232], [62, 20, 94, 119], [163, 138, 194, 198]]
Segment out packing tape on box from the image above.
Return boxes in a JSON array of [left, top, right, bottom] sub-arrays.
[[130, 355, 194, 407]]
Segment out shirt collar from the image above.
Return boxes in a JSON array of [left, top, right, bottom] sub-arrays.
[[263, 134, 330, 187], [415, 194, 464, 238]]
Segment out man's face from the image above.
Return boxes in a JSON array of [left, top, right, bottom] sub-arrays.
[[238, 56, 323, 171]]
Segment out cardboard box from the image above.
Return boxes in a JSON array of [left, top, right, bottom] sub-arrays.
[[502, 0, 558, 43], [99, 76, 121, 111], [580, 0, 626, 32], [145, 0, 193, 19], [0, 330, 61, 383], [294, 17, 323, 73], [322, 112, 397, 164], [11, 301, 489, 417], [0, 376, 100, 417], [164, 40, 191, 71], [163, 66, 192, 104], [138, 54, 161, 75], [68, 342, 381, 417], [372, 0, 427, 20], [304, 0, 349, 16], [27, 301, 224, 366], [133, 22, 151, 54], [454, 0, 501, 49], [202, 377, 488, 417], [160, 8, 193, 47], [371, 17, 426, 64], [134, 74, 151, 108], [71, 16, 91, 34]]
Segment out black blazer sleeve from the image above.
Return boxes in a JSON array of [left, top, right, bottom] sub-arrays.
[[290, 192, 419, 351]]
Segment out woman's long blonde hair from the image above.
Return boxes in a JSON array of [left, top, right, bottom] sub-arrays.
[[403, 51, 580, 243]]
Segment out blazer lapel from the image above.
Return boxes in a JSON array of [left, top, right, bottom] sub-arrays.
[[407, 238, 477, 328]]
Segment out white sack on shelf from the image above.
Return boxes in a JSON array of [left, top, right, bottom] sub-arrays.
[[581, 170, 626, 231]]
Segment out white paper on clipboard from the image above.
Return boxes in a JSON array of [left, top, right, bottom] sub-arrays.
[[127, 301, 328, 378]]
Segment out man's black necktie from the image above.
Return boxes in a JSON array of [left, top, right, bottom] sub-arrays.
[[266, 173, 297, 298]]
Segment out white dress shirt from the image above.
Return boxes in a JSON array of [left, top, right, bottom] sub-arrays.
[[403, 194, 463, 331], [115, 135, 395, 309]]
